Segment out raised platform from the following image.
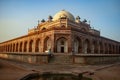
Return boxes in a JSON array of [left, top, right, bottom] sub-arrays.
[[0, 52, 120, 64]]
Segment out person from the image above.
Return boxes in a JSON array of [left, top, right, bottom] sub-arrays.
[[71, 48, 74, 55], [48, 48, 53, 57]]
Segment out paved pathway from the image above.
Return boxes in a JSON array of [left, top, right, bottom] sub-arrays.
[[0, 58, 120, 80]]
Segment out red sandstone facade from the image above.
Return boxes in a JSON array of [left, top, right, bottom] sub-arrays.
[[0, 10, 120, 54]]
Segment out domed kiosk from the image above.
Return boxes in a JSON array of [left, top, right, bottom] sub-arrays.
[[53, 10, 75, 21]]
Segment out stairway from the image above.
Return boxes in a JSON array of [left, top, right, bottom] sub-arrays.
[[49, 53, 73, 64]]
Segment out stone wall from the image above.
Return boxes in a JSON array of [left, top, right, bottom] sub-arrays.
[[0, 52, 50, 64], [0, 53, 120, 65], [73, 54, 120, 64]]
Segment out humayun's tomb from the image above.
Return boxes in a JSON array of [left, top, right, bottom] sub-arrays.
[[0, 10, 120, 64]]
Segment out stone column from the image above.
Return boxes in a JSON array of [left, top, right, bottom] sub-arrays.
[[11, 44, 13, 52], [98, 42, 100, 54], [22, 42, 24, 52], [102, 43, 105, 54], [91, 44, 94, 54], [32, 40, 35, 52], [27, 41, 29, 52], [51, 34, 54, 53], [82, 38, 86, 54], [89, 40, 92, 54], [107, 44, 109, 54], [41, 37, 44, 53], [69, 34, 73, 53], [117, 46, 119, 54], [80, 39, 83, 53]]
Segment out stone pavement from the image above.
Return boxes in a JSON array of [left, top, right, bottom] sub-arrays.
[[0, 58, 120, 80]]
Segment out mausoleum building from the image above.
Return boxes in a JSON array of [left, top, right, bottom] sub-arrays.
[[0, 10, 120, 54]]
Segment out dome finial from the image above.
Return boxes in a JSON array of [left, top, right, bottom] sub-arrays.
[[83, 19, 87, 23], [76, 16, 81, 23], [48, 15, 53, 22], [41, 19, 45, 23]]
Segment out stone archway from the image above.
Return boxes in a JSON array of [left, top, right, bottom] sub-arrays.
[[109, 44, 112, 54], [56, 37, 68, 53], [13, 43, 15, 52], [84, 39, 90, 54], [35, 39, 40, 52], [24, 41, 27, 52], [74, 38, 79, 53], [112, 45, 115, 54], [104, 43, 108, 54], [100, 42, 103, 53], [92, 40, 98, 54], [44, 37, 51, 52], [73, 37, 82, 53], [119, 46, 120, 54], [16, 43, 18, 52], [91, 41, 95, 53], [116, 45, 118, 54], [29, 40, 33, 52], [10, 44, 12, 52], [19, 42, 22, 52]]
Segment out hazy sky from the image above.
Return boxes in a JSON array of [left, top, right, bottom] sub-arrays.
[[0, 0, 120, 43]]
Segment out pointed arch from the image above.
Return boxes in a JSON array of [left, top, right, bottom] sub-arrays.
[[94, 41, 98, 53], [16, 43, 18, 52], [13, 43, 15, 52], [109, 44, 112, 54], [73, 37, 82, 53], [56, 37, 68, 53], [29, 40, 34, 52], [104, 43, 108, 54], [100, 42, 103, 53], [91, 40, 95, 53], [10, 44, 12, 52], [35, 38, 40, 52], [24, 41, 27, 52], [119, 46, 120, 54], [112, 45, 115, 54], [19, 42, 22, 52], [84, 39, 90, 53], [116, 45, 118, 54], [44, 37, 51, 52]]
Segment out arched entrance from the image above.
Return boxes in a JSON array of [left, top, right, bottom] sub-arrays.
[[35, 39, 40, 52], [24, 41, 27, 52], [73, 37, 82, 53], [56, 37, 68, 53], [109, 44, 112, 54], [119, 46, 120, 54], [44, 37, 51, 51], [100, 42, 103, 53], [74, 38, 79, 53], [19, 42, 22, 52], [84, 39, 90, 53], [13, 43, 15, 52], [91, 40, 98, 53], [112, 45, 115, 54], [16, 43, 18, 52], [29, 40, 33, 52]]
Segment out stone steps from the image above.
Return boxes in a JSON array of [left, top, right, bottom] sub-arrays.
[[49, 54, 73, 64]]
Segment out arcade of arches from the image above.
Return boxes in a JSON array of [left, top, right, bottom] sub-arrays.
[[0, 10, 120, 54], [0, 35, 120, 54]]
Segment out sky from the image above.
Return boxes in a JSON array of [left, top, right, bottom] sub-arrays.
[[0, 0, 120, 43]]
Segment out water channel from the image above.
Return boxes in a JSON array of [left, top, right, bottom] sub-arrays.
[[21, 73, 92, 80]]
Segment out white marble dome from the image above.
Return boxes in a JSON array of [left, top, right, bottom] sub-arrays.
[[53, 10, 75, 21]]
